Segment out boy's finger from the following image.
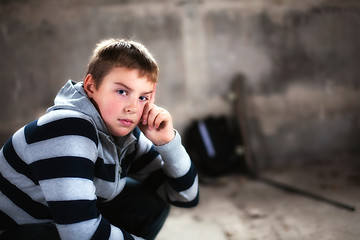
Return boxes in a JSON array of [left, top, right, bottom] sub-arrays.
[[150, 108, 167, 130], [154, 112, 166, 129], [147, 108, 158, 130], [141, 103, 151, 125]]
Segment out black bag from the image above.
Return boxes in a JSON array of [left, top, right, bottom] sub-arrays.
[[184, 116, 246, 177]]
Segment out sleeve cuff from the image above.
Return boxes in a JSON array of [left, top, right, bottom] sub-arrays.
[[154, 130, 191, 178]]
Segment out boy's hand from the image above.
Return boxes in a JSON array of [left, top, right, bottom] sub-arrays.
[[139, 84, 175, 146]]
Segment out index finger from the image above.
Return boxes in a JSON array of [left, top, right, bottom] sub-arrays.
[[150, 83, 156, 104]]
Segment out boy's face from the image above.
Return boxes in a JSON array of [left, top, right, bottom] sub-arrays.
[[85, 67, 154, 137]]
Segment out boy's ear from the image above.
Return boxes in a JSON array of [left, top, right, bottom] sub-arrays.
[[84, 74, 96, 98]]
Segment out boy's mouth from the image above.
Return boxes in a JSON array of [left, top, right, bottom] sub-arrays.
[[119, 119, 134, 127]]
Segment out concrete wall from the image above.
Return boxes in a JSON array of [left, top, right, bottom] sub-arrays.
[[1, 0, 359, 169]]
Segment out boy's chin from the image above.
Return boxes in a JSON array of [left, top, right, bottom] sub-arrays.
[[111, 127, 136, 137]]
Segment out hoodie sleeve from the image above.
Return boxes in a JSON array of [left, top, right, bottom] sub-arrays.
[[129, 129, 199, 208]]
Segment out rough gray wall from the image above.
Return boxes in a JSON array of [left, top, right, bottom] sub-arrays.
[[1, 0, 359, 169], [241, 5, 360, 168], [202, 2, 360, 168]]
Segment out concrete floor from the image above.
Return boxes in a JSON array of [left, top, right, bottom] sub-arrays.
[[157, 156, 360, 240]]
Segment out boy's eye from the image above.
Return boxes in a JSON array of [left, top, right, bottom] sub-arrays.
[[139, 96, 149, 101], [117, 89, 126, 95]]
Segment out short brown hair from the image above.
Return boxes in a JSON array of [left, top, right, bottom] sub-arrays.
[[86, 38, 159, 88]]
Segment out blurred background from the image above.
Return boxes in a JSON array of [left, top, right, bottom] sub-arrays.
[[1, 0, 360, 239], [1, 0, 359, 169]]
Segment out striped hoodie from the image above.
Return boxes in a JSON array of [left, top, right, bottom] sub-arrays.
[[0, 80, 199, 240]]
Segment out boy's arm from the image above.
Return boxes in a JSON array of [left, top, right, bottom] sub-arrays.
[[135, 86, 199, 207], [155, 131, 200, 207], [129, 129, 199, 208]]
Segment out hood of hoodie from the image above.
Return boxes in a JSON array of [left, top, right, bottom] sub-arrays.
[[47, 80, 109, 135]]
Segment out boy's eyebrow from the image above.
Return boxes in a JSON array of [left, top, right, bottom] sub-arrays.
[[114, 82, 153, 95], [114, 82, 131, 90]]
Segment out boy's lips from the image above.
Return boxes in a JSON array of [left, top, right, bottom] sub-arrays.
[[119, 118, 134, 127]]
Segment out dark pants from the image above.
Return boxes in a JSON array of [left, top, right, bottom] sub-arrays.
[[0, 178, 170, 240]]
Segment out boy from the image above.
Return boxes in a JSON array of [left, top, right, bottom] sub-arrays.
[[0, 39, 199, 240]]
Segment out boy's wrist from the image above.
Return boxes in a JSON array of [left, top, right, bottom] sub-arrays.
[[154, 130, 176, 146], [155, 129, 190, 178]]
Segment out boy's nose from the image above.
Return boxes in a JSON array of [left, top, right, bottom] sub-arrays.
[[125, 100, 137, 114]]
